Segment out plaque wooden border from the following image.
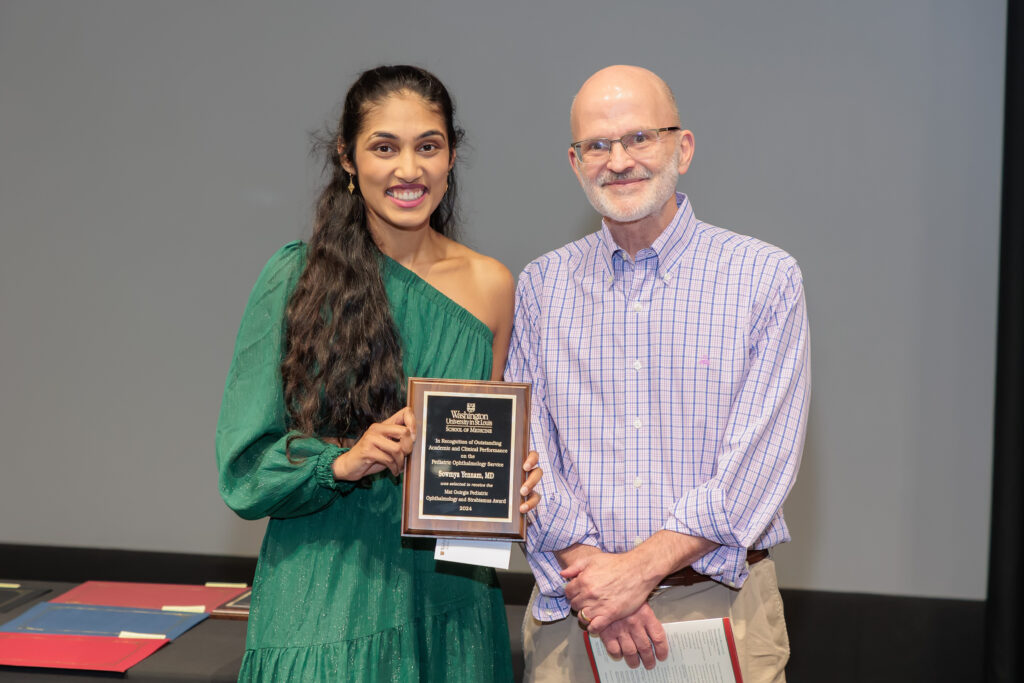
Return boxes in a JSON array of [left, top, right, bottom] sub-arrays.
[[402, 377, 530, 542]]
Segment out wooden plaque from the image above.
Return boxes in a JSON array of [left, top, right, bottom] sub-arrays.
[[402, 378, 530, 542], [210, 589, 252, 620]]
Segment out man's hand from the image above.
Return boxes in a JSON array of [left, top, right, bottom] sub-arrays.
[[562, 531, 718, 632], [595, 603, 668, 670], [561, 551, 658, 631]]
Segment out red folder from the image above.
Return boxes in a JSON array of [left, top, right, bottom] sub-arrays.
[[722, 617, 744, 683], [0, 632, 168, 672], [52, 581, 248, 612]]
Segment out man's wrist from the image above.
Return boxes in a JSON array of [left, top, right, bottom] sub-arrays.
[[555, 542, 601, 569], [627, 542, 671, 589]]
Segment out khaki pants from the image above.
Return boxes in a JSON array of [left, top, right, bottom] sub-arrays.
[[522, 558, 789, 683]]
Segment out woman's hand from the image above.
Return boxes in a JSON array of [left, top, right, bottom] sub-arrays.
[[519, 450, 543, 514], [330, 407, 417, 481]]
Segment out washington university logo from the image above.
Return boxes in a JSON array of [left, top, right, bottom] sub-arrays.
[[467, 403, 476, 413]]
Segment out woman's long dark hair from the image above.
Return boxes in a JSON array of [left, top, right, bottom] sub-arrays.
[[282, 65, 464, 445]]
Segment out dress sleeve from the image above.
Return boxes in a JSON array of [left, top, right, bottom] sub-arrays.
[[215, 241, 355, 521], [665, 260, 811, 586]]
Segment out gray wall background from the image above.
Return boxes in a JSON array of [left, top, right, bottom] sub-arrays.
[[0, 1, 1005, 601]]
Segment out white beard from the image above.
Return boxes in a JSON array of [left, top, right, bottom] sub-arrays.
[[580, 147, 680, 223]]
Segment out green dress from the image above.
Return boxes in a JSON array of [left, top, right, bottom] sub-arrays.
[[216, 242, 513, 682]]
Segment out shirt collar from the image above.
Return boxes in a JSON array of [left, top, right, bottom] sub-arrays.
[[596, 193, 698, 286]]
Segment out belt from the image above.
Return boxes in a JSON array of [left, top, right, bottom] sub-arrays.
[[657, 549, 769, 588]]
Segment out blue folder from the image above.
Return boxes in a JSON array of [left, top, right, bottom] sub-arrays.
[[0, 602, 207, 640]]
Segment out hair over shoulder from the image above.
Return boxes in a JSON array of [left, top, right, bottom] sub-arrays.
[[282, 65, 464, 446]]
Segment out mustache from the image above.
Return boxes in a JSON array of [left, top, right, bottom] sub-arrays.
[[598, 168, 652, 185]]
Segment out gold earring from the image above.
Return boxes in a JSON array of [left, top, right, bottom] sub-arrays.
[[348, 176, 355, 194]]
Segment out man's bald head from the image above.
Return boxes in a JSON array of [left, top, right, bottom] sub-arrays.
[[566, 65, 694, 241], [570, 65, 679, 139]]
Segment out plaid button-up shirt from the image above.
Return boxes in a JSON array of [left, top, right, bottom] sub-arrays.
[[506, 194, 811, 620]]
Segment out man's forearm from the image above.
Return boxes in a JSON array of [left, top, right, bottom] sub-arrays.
[[557, 532, 716, 585], [629, 530, 718, 585]]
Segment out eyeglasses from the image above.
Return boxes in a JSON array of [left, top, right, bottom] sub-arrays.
[[571, 127, 681, 165]]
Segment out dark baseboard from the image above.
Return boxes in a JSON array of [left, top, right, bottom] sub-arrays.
[[783, 588, 984, 682], [1, 544, 985, 682], [0, 542, 536, 602], [0, 543, 259, 586]]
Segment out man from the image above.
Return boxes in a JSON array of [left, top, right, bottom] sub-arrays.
[[506, 65, 810, 682]]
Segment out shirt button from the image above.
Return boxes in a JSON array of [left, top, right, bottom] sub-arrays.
[[545, 609, 554, 617], [633, 477, 642, 489], [633, 418, 642, 429], [633, 359, 642, 371], [633, 537, 643, 548], [662, 273, 672, 283], [632, 301, 643, 313]]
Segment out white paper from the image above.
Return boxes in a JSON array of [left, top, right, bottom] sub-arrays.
[[586, 617, 739, 682], [161, 604, 205, 613], [204, 582, 247, 588], [434, 538, 512, 569], [118, 631, 167, 640]]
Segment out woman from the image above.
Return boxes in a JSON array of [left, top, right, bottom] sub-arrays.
[[216, 65, 540, 682]]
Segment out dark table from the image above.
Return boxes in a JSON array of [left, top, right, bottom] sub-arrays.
[[1, 579, 527, 682], [0, 579, 244, 682]]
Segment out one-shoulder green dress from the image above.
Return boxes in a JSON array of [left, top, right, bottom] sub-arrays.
[[216, 242, 512, 682]]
